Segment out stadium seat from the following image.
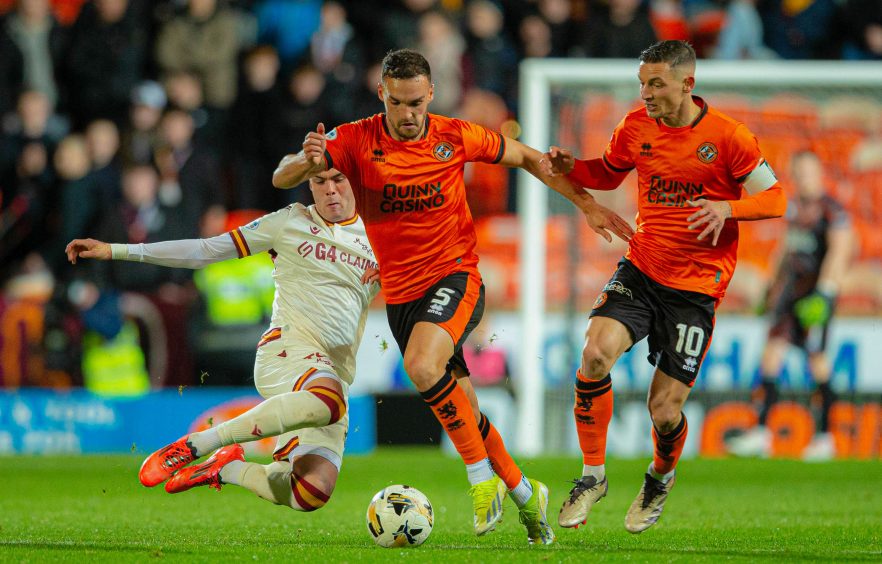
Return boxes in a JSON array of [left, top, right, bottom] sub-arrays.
[[819, 95, 881, 135], [759, 93, 819, 137], [851, 139, 882, 172]]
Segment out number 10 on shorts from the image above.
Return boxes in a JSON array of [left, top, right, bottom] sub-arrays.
[[675, 323, 705, 357]]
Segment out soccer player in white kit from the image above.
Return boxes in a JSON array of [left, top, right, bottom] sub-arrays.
[[66, 168, 380, 512]]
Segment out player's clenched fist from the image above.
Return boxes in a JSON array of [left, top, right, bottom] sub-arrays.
[[65, 238, 112, 264], [303, 122, 328, 167], [540, 146, 575, 177]]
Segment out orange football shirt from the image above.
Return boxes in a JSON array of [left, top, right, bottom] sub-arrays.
[[604, 97, 765, 298], [324, 113, 505, 303]]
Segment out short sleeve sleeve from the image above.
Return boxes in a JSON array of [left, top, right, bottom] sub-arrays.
[[231, 206, 291, 258], [324, 120, 363, 178], [457, 119, 506, 164], [728, 124, 764, 181], [603, 117, 635, 172]]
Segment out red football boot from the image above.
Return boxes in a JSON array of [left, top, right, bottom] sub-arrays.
[[139, 435, 197, 487], [165, 444, 245, 494]]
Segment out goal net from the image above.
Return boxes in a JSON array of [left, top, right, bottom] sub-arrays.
[[513, 59, 882, 455]]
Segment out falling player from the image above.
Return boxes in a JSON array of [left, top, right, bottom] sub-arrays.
[[540, 40, 786, 533], [727, 150, 853, 460], [67, 168, 380, 513], [272, 48, 634, 544]]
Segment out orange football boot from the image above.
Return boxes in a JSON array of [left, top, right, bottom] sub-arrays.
[[139, 435, 197, 487], [165, 444, 245, 494]]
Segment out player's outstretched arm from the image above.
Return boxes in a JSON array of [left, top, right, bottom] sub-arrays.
[[501, 137, 634, 243], [66, 238, 111, 264], [272, 123, 329, 189], [67, 234, 243, 269]]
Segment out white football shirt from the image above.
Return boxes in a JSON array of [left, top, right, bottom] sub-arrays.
[[113, 204, 379, 384]]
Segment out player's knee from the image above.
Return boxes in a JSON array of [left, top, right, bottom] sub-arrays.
[[289, 470, 336, 512], [581, 341, 615, 379], [403, 355, 446, 390], [648, 400, 681, 433], [309, 387, 346, 424]]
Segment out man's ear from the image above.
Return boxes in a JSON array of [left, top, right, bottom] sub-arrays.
[[683, 75, 695, 93], [376, 82, 384, 102]]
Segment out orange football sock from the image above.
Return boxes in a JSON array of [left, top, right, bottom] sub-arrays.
[[421, 372, 488, 465], [574, 371, 613, 465], [652, 413, 688, 475], [478, 413, 523, 490]]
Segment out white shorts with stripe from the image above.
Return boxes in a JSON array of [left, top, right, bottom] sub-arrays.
[[254, 327, 349, 470]]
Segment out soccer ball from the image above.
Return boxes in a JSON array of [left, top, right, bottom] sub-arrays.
[[366, 485, 434, 548]]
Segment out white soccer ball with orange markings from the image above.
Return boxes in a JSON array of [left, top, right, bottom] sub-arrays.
[[366, 485, 434, 548]]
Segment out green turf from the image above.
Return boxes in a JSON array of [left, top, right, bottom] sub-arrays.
[[1, 449, 880, 562]]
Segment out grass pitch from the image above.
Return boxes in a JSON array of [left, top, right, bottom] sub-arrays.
[[1, 448, 880, 562]]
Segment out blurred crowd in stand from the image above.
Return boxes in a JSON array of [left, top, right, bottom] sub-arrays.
[[1, 0, 880, 392]]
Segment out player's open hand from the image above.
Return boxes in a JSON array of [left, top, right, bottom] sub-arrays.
[[303, 122, 328, 168], [361, 267, 381, 286], [687, 199, 732, 246], [583, 201, 634, 243], [540, 146, 575, 177], [65, 238, 111, 264]]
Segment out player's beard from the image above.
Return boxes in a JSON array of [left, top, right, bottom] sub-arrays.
[[394, 118, 425, 140]]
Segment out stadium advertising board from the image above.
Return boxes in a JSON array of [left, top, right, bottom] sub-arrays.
[[0, 389, 375, 456], [362, 312, 882, 459]]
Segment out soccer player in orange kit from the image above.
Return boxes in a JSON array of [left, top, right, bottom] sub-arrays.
[[541, 40, 787, 534], [272, 48, 633, 545]]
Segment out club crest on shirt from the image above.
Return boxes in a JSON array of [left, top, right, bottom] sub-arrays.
[[696, 142, 718, 164], [592, 292, 608, 309], [433, 142, 454, 162]]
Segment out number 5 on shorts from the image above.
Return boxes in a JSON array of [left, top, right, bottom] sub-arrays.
[[432, 288, 456, 306]]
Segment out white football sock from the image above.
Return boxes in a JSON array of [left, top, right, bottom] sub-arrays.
[[188, 427, 221, 457], [583, 464, 605, 481], [466, 458, 494, 485], [510, 475, 534, 507], [189, 390, 342, 456]]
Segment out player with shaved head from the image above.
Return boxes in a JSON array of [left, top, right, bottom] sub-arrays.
[[541, 40, 787, 533]]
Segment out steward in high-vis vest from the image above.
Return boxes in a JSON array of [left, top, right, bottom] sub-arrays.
[[193, 253, 274, 327], [82, 320, 150, 397]]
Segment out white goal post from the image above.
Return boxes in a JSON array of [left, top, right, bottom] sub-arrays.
[[515, 59, 882, 456]]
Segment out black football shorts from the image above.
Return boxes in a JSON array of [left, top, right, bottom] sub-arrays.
[[386, 271, 485, 377], [589, 259, 717, 386]]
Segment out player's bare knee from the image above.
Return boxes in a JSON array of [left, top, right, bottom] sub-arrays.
[[648, 401, 681, 433], [289, 461, 337, 512], [581, 342, 613, 379], [403, 355, 446, 390]]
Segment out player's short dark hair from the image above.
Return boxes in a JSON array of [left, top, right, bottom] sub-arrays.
[[381, 49, 432, 81], [639, 40, 696, 71]]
